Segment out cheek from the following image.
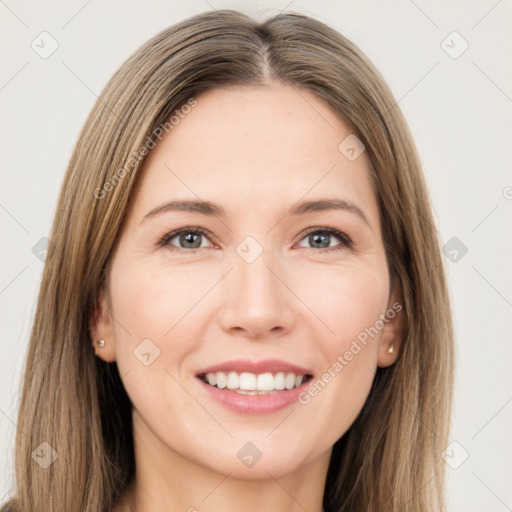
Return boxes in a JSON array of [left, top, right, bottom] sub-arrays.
[[109, 255, 219, 393], [293, 266, 388, 435], [111, 256, 207, 337], [108, 258, 204, 414], [294, 263, 389, 347]]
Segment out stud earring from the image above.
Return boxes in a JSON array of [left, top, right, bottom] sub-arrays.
[[388, 344, 394, 354], [97, 339, 105, 348]]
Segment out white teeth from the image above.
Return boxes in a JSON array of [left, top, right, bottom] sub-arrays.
[[226, 371, 239, 390], [257, 372, 274, 391], [285, 373, 296, 390], [202, 371, 308, 392], [274, 372, 285, 390], [239, 372, 256, 390], [216, 372, 227, 389]]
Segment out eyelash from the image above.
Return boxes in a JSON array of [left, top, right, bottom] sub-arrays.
[[157, 225, 353, 253]]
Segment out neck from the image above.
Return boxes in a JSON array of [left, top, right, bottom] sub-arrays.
[[115, 414, 331, 512], [122, 483, 327, 512]]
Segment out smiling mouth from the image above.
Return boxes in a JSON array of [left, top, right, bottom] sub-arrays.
[[197, 371, 314, 394]]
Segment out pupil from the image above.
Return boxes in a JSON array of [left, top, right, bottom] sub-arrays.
[[311, 233, 329, 248], [181, 232, 201, 248]]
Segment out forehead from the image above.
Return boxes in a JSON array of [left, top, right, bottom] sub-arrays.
[[130, 84, 380, 231]]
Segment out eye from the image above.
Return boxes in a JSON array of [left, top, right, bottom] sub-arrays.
[[158, 227, 215, 251], [158, 226, 353, 253], [296, 227, 353, 252]]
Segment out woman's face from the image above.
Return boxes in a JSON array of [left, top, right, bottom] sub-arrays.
[[92, 83, 402, 481]]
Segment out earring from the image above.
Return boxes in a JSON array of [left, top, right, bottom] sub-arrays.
[[387, 344, 394, 354], [97, 339, 105, 348]]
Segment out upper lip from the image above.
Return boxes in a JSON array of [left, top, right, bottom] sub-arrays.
[[195, 358, 313, 377]]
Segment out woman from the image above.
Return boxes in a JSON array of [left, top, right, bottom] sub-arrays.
[[2, 9, 454, 512]]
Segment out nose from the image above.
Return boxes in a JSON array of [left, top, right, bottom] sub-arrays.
[[217, 249, 296, 339]]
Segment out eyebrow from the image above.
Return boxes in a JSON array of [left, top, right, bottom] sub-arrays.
[[141, 198, 371, 228]]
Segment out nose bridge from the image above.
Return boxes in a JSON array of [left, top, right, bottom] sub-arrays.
[[219, 237, 294, 337], [234, 240, 282, 310]]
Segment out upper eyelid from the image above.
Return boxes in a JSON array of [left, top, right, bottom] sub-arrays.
[[300, 226, 350, 240]]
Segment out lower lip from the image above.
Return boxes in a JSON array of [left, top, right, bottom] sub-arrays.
[[196, 377, 313, 414]]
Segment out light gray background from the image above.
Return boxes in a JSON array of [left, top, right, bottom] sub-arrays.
[[1, 1, 511, 511]]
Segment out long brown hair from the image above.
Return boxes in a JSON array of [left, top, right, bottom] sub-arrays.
[[2, 9, 454, 512]]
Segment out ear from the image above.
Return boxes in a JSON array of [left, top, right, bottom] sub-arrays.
[[377, 289, 406, 368], [89, 285, 117, 363]]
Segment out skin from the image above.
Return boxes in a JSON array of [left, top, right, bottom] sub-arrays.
[[90, 83, 404, 512]]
